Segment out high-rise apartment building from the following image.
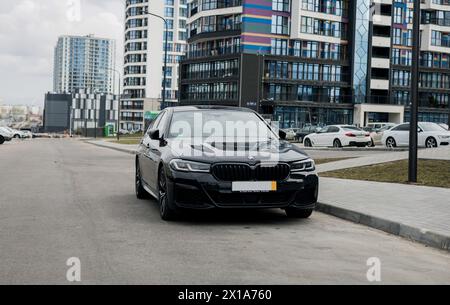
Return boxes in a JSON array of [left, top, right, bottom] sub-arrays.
[[53, 35, 116, 95], [180, 0, 450, 127], [123, 0, 188, 131]]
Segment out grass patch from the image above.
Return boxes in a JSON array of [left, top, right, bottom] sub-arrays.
[[110, 138, 141, 145], [314, 157, 355, 165], [320, 159, 450, 188]]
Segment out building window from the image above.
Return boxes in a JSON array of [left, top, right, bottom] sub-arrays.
[[271, 15, 289, 35], [273, 0, 290, 12]]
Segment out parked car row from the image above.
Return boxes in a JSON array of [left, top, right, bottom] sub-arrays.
[[287, 122, 450, 149], [0, 127, 35, 144]]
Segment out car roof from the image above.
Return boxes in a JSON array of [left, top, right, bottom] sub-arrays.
[[169, 106, 255, 113]]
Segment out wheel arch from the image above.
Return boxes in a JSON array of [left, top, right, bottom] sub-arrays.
[[425, 136, 438, 147]]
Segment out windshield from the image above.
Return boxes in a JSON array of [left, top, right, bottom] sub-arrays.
[[168, 110, 278, 140], [420, 123, 448, 132]]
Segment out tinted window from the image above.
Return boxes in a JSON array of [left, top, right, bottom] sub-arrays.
[[148, 112, 164, 132], [328, 126, 340, 133], [393, 124, 410, 131], [157, 112, 169, 136], [168, 110, 277, 140]]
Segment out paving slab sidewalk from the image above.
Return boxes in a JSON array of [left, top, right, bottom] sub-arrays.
[[318, 177, 450, 251]]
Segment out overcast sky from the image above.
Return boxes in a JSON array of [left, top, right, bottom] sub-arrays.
[[0, 0, 124, 106]]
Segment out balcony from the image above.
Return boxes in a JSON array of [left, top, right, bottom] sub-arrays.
[[189, 22, 242, 39], [190, 0, 243, 18], [372, 36, 391, 47], [182, 45, 242, 60], [372, 57, 390, 68], [370, 79, 390, 90]]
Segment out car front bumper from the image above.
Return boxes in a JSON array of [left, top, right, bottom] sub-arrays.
[[165, 169, 319, 210]]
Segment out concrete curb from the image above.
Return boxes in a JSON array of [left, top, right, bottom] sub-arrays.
[[297, 146, 410, 152], [316, 202, 450, 252], [84, 140, 136, 155]]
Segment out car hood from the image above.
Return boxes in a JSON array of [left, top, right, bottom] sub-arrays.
[[166, 138, 310, 164]]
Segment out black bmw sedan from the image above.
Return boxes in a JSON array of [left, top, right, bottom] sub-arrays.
[[135, 106, 319, 221]]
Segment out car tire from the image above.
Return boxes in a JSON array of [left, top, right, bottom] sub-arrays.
[[135, 160, 149, 199], [304, 138, 312, 147], [333, 139, 342, 148], [14, 135, 20, 139], [0, 136, 4, 145], [425, 137, 438, 148], [285, 208, 314, 219], [158, 166, 177, 221], [386, 137, 396, 148]]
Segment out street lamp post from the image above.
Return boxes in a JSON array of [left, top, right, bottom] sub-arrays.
[[408, 0, 421, 183], [145, 9, 169, 108]]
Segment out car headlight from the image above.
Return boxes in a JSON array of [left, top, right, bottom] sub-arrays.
[[169, 159, 211, 173], [290, 159, 316, 172]]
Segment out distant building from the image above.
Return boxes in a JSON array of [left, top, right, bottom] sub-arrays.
[[71, 88, 119, 136], [43, 93, 72, 133], [53, 35, 116, 94], [122, 0, 188, 131], [43, 89, 119, 135], [0, 104, 43, 122]]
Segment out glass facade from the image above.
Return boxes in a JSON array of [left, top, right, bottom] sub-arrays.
[[53, 36, 115, 94], [352, 0, 370, 104], [179, 0, 450, 128], [274, 106, 353, 129]]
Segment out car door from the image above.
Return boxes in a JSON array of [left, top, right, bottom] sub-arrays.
[[141, 111, 166, 192], [313, 126, 329, 146], [395, 124, 410, 146], [417, 123, 429, 147], [147, 111, 170, 193], [325, 126, 340, 146]]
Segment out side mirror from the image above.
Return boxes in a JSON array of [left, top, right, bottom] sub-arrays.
[[418, 128, 423, 133], [149, 129, 160, 140], [279, 129, 287, 140]]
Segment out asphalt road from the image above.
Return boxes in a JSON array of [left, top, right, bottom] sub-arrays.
[[0, 139, 449, 284]]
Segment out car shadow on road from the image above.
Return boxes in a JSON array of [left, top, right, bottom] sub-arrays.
[[176, 209, 305, 226], [111, 193, 311, 226], [139, 197, 308, 226]]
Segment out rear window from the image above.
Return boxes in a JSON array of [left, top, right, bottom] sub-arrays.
[[342, 126, 361, 131]]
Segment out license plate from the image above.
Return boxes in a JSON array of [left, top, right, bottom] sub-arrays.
[[232, 181, 277, 193]]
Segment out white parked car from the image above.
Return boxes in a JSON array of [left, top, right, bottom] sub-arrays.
[[2, 127, 25, 139], [282, 128, 299, 141], [364, 124, 396, 147], [382, 122, 450, 148], [303, 125, 371, 148], [366, 122, 396, 131], [0, 127, 14, 144]]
